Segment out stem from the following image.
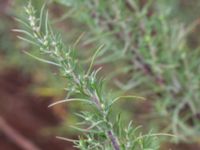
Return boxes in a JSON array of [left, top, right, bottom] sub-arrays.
[[19, 3, 122, 149], [107, 130, 120, 150], [71, 72, 121, 150], [0, 117, 40, 150], [92, 92, 121, 150], [90, 1, 165, 86]]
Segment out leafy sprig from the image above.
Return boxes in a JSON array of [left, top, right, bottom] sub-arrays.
[[14, 1, 170, 150]]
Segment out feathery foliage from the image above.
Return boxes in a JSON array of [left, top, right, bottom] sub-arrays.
[[14, 1, 167, 150], [53, 0, 200, 142]]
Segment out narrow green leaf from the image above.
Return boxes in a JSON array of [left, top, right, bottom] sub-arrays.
[[48, 98, 91, 107], [24, 51, 61, 67], [86, 44, 104, 75], [17, 36, 40, 46]]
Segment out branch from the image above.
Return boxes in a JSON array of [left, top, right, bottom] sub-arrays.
[[0, 117, 41, 150]]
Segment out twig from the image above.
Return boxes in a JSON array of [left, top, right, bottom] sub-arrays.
[[107, 130, 120, 150], [0, 116, 41, 150], [90, 1, 165, 86]]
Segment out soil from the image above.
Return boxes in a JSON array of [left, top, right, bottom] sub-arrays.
[[0, 68, 75, 150]]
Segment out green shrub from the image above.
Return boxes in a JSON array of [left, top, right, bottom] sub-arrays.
[[52, 0, 200, 142]]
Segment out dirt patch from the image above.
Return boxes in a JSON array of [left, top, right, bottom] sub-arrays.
[[0, 68, 75, 150]]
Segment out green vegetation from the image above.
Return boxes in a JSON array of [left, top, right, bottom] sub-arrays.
[[52, 0, 200, 142], [7, 0, 200, 149], [14, 1, 168, 150]]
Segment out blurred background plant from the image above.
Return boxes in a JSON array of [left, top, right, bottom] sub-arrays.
[[50, 0, 200, 144], [1, 0, 200, 149]]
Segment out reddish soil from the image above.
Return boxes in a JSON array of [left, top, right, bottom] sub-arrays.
[[0, 68, 75, 150]]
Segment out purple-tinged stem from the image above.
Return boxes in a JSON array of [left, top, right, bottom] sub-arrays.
[[107, 130, 120, 150]]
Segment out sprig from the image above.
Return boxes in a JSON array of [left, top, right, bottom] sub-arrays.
[[14, 1, 162, 150]]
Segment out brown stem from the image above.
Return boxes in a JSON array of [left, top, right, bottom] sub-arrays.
[[125, 0, 135, 12], [0, 117, 41, 150], [106, 17, 165, 85], [111, 2, 165, 86]]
